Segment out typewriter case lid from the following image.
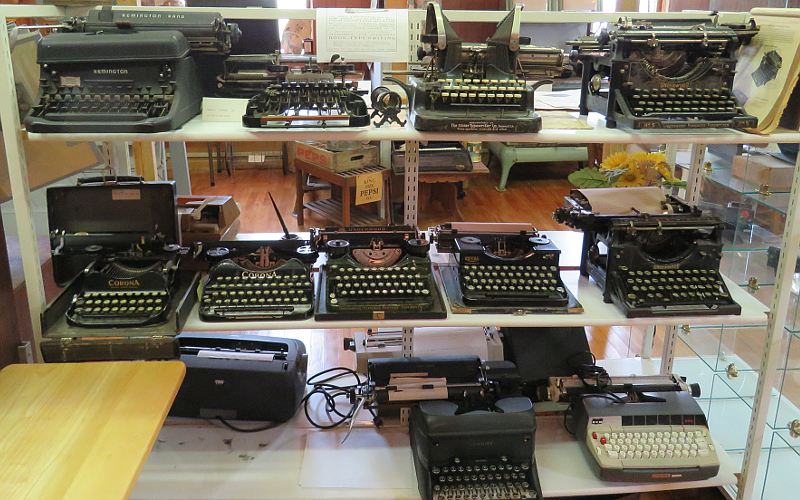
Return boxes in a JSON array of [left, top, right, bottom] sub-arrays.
[[37, 30, 191, 64], [47, 180, 180, 285]]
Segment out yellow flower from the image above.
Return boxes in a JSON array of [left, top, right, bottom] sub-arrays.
[[656, 162, 676, 182], [615, 166, 647, 187], [600, 151, 630, 171]]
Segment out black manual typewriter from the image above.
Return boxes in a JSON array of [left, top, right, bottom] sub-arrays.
[[391, 142, 473, 174], [313, 226, 446, 321], [24, 30, 203, 133], [41, 179, 198, 362], [433, 222, 579, 314], [570, 15, 758, 129], [388, 4, 550, 133], [553, 187, 741, 318]]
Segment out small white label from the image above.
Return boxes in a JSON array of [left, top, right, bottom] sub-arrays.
[[60, 76, 81, 87], [202, 97, 249, 122], [111, 189, 141, 201]]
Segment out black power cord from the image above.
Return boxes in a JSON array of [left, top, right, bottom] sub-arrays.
[[562, 352, 626, 436]]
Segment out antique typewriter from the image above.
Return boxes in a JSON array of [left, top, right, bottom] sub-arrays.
[[24, 30, 202, 133], [549, 374, 720, 482], [570, 15, 758, 129], [554, 187, 741, 318], [434, 222, 573, 313], [391, 142, 473, 174], [388, 4, 550, 133], [198, 195, 317, 321], [314, 226, 446, 321]]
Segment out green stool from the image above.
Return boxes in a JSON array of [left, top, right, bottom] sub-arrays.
[[486, 142, 589, 191]]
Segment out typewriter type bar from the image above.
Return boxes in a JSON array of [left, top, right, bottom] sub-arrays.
[[313, 226, 447, 321], [242, 81, 369, 128], [64, 6, 240, 54], [24, 31, 202, 133], [434, 222, 570, 309], [571, 16, 758, 129], [198, 240, 317, 322], [389, 4, 551, 133], [554, 187, 741, 318]]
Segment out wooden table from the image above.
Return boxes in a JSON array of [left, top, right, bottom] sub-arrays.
[[294, 160, 393, 227], [417, 162, 490, 219], [0, 361, 185, 500]]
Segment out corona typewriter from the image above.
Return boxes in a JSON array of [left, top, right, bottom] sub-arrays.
[[198, 195, 318, 321], [313, 226, 446, 321], [24, 30, 203, 133], [548, 374, 720, 482], [433, 222, 578, 314], [570, 15, 758, 129], [388, 4, 550, 133], [41, 179, 198, 362], [553, 187, 741, 318]]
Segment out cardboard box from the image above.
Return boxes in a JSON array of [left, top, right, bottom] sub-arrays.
[[178, 195, 241, 243], [731, 153, 794, 192], [294, 141, 377, 173]]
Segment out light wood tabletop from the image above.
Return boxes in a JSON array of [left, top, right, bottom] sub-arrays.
[[0, 361, 185, 500]]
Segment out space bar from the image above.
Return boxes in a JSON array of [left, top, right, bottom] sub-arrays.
[[485, 291, 552, 298], [45, 112, 149, 122]]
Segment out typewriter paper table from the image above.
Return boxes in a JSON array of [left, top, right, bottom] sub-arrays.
[[0, 361, 185, 500]]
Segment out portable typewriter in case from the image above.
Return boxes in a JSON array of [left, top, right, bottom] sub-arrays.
[[314, 226, 446, 321], [197, 240, 317, 321], [553, 187, 741, 318], [550, 374, 720, 482], [570, 15, 758, 129], [24, 30, 202, 133], [388, 4, 549, 133], [41, 179, 198, 362], [433, 222, 581, 314], [410, 397, 542, 500]]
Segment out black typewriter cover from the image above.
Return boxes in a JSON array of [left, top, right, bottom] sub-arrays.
[[36, 30, 191, 63]]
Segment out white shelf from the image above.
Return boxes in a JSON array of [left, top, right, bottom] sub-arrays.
[[182, 270, 768, 332], [26, 112, 800, 145]]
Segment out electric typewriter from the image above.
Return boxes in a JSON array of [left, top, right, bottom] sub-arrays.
[[313, 226, 446, 321], [433, 222, 577, 314], [570, 15, 758, 129], [548, 374, 720, 482], [553, 187, 741, 318], [197, 193, 317, 321], [42, 179, 198, 362], [388, 4, 551, 133], [24, 30, 203, 133]]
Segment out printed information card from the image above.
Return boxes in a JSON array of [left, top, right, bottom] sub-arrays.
[[316, 8, 409, 63]]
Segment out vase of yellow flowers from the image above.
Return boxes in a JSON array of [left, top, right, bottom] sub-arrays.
[[567, 151, 686, 189]]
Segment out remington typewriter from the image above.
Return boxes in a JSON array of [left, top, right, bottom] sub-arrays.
[[388, 4, 550, 133], [433, 222, 579, 314], [391, 142, 473, 174], [553, 187, 741, 318], [570, 15, 758, 129], [242, 79, 369, 128], [41, 179, 198, 362], [63, 6, 240, 54], [313, 226, 446, 321], [549, 374, 720, 482], [24, 30, 203, 133]]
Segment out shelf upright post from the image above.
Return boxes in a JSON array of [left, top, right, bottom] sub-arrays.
[[0, 15, 46, 362], [684, 143, 707, 205], [738, 151, 800, 500], [402, 140, 420, 357], [659, 325, 678, 375]]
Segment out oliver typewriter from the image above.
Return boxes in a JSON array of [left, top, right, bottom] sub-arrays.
[[434, 223, 574, 313], [24, 30, 203, 133], [554, 187, 741, 318], [570, 15, 758, 129], [314, 226, 446, 321], [388, 4, 550, 133], [198, 241, 317, 321]]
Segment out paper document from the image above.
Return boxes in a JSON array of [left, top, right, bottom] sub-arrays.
[[577, 186, 667, 216], [316, 8, 409, 63]]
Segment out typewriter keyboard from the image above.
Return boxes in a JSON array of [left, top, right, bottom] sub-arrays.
[[68, 290, 170, 327], [616, 267, 739, 317], [460, 263, 568, 307], [34, 84, 174, 122], [431, 78, 528, 107], [200, 260, 313, 321], [326, 263, 434, 310], [626, 87, 737, 117], [431, 458, 538, 500]]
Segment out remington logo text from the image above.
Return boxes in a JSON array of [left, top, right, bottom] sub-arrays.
[[120, 13, 185, 20], [241, 271, 276, 279], [93, 69, 128, 75], [108, 279, 140, 288]]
